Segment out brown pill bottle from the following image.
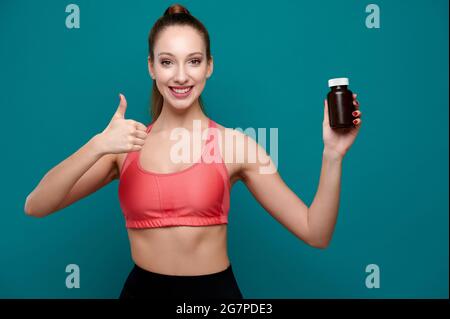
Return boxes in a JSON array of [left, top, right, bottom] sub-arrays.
[[327, 77, 356, 128]]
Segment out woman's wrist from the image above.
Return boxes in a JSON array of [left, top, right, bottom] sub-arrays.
[[323, 147, 345, 161], [88, 134, 108, 157]]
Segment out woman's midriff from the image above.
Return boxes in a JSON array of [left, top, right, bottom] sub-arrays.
[[127, 224, 230, 276]]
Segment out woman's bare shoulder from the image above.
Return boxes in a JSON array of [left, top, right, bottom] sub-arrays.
[[212, 120, 241, 137]]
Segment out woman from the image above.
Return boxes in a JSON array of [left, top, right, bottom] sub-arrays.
[[24, 4, 362, 299]]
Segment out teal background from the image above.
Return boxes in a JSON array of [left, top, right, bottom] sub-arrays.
[[0, 0, 448, 298]]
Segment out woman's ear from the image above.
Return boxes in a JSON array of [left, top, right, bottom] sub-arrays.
[[206, 55, 213, 79], [148, 56, 155, 80]]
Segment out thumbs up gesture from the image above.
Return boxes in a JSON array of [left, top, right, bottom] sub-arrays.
[[96, 94, 148, 154]]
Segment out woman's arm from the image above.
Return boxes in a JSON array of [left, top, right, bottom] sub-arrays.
[[306, 148, 343, 248], [307, 95, 362, 247], [24, 135, 114, 217], [237, 131, 315, 247], [237, 134, 342, 249], [24, 93, 148, 218], [238, 96, 361, 249]]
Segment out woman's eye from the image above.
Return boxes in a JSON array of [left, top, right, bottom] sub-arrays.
[[160, 59, 201, 66]]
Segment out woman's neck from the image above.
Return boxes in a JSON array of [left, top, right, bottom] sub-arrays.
[[154, 99, 208, 132]]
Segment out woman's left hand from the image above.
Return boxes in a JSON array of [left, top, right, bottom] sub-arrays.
[[322, 93, 362, 158]]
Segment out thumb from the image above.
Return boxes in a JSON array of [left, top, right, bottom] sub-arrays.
[[323, 99, 329, 126], [114, 93, 127, 118]]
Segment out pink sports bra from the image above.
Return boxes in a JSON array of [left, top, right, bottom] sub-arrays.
[[118, 118, 231, 229]]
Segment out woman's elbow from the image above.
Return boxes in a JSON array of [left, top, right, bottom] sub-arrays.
[[310, 241, 329, 249], [24, 195, 44, 218], [306, 238, 330, 249], [24, 197, 36, 217]]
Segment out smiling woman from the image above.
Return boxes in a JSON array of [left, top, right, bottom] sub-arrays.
[[116, 4, 244, 299], [24, 1, 363, 301], [147, 4, 213, 121]]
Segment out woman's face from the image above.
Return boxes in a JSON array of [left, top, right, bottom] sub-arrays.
[[148, 25, 213, 111]]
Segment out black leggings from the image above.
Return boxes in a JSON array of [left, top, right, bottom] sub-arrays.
[[119, 263, 244, 299]]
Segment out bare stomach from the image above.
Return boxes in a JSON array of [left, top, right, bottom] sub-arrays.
[[127, 224, 230, 276]]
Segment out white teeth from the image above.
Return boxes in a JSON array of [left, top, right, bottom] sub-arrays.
[[171, 86, 192, 94]]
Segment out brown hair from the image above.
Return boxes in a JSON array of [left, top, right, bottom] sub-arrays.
[[148, 4, 212, 121]]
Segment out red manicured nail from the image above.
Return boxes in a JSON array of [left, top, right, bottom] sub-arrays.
[[352, 111, 358, 116], [353, 119, 358, 124]]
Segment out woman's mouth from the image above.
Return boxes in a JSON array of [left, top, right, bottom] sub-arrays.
[[169, 86, 194, 99]]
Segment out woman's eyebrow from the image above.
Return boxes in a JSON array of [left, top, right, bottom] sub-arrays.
[[158, 52, 204, 57]]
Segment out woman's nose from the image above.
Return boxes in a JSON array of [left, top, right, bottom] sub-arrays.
[[174, 66, 188, 83]]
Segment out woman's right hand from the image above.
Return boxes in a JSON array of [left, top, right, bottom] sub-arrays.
[[95, 93, 148, 155]]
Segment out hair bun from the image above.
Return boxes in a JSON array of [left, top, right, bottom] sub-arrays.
[[164, 4, 190, 16]]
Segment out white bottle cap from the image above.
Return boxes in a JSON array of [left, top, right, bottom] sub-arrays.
[[328, 77, 349, 87]]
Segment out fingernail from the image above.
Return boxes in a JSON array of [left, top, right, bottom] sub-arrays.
[[352, 111, 358, 116], [353, 119, 358, 124]]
